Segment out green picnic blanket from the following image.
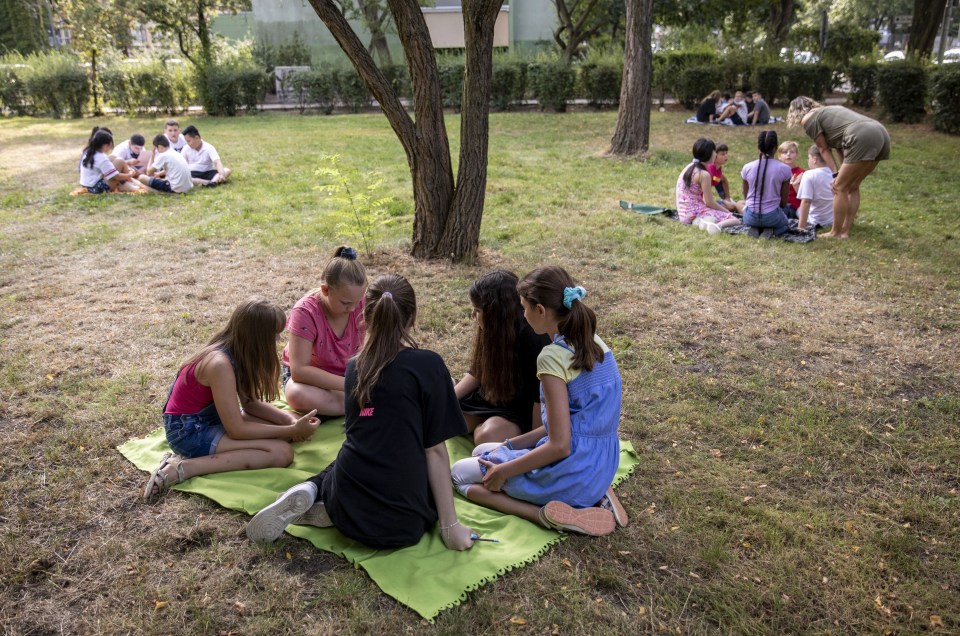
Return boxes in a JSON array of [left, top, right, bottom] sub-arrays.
[[119, 421, 640, 621]]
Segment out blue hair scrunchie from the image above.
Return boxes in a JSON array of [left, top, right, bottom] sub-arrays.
[[339, 246, 358, 260], [562, 286, 586, 309]]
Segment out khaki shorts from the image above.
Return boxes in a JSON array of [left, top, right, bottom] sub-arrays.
[[842, 121, 891, 163]]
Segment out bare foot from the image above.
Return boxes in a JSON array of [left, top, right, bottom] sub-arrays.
[[837, 233, 849, 239], [820, 231, 838, 238]]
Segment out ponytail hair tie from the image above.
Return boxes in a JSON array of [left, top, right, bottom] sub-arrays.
[[562, 286, 586, 309], [381, 291, 393, 300], [338, 246, 358, 260], [692, 158, 701, 164]]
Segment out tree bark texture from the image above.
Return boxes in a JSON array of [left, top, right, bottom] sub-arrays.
[[309, 0, 502, 260], [439, 0, 504, 259], [908, 0, 949, 59], [607, 0, 653, 157], [768, 0, 796, 47]]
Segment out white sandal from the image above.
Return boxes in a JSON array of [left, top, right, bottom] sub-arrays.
[[143, 452, 186, 502]]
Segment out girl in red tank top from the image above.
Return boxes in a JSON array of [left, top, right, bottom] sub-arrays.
[[144, 297, 320, 502]]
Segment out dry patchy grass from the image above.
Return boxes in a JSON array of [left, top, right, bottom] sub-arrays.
[[0, 111, 958, 635]]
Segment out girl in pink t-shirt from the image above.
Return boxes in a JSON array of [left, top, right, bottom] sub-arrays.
[[675, 138, 741, 233], [143, 297, 320, 502], [281, 246, 367, 416]]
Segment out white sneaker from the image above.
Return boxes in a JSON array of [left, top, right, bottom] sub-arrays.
[[246, 482, 318, 542], [703, 221, 722, 235]]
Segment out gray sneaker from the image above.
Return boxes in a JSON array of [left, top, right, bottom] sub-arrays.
[[290, 502, 332, 528], [597, 487, 629, 528], [760, 228, 775, 240], [246, 482, 317, 543]]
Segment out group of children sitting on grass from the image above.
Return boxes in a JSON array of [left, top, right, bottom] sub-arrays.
[[79, 119, 231, 195], [143, 248, 628, 550], [696, 90, 771, 126], [676, 131, 835, 238]]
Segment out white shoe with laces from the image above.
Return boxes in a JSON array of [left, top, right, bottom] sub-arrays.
[[246, 482, 320, 542]]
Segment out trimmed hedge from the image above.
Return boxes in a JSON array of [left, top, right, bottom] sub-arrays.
[[437, 56, 465, 110], [847, 62, 878, 108], [675, 65, 722, 109], [289, 68, 337, 114], [100, 60, 193, 115], [490, 57, 527, 110], [335, 69, 371, 113], [752, 63, 831, 105], [578, 59, 621, 107], [930, 64, 960, 134], [528, 58, 575, 112], [877, 62, 927, 123], [0, 63, 29, 115], [203, 65, 269, 116], [380, 64, 411, 100], [19, 51, 89, 118]]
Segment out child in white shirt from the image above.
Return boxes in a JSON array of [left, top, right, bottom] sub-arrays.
[[182, 125, 232, 186], [164, 119, 186, 152], [796, 145, 835, 231], [138, 134, 193, 194]]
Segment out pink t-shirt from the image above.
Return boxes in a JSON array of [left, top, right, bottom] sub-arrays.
[[281, 293, 365, 376], [164, 359, 213, 415]]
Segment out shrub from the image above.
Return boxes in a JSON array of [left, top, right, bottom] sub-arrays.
[[335, 69, 370, 112], [847, 62, 878, 108], [528, 57, 575, 112], [253, 32, 311, 74], [100, 59, 193, 115], [789, 23, 879, 69], [380, 64, 411, 100], [877, 62, 927, 123], [930, 64, 960, 134], [0, 55, 31, 116], [661, 50, 718, 104], [578, 59, 621, 107], [781, 63, 832, 102], [19, 50, 89, 118], [717, 50, 759, 93], [490, 56, 527, 110], [675, 65, 723, 109], [289, 68, 337, 114], [752, 64, 784, 106], [437, 55, 465, 110], [203, 65, 269, 116]]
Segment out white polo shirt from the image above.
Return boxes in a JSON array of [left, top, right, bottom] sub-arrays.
[[79, 152, 118, 187], [152, 149, 193, 193], [182, 140, 221, 173]]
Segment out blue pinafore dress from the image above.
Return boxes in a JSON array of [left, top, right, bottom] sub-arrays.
[[479, 336, 622, 508]]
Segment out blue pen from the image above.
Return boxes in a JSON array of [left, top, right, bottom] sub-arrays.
[[470, 532, 500, 543]]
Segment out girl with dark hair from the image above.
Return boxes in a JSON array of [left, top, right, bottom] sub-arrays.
[[450, 267, 627, 537], [676, 138, 742, 233], [143, 297, 320, 501], [248, 274, 476, 551], [281, 246, 367, 417], [740, 130, 792, 237], [78, 129, 137, 194], [696, 90, 722, 123], [455, 270, 551, 444]]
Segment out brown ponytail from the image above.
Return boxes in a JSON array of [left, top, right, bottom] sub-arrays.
[[517, 266, 603, 371], [352, 274, 418, 406]]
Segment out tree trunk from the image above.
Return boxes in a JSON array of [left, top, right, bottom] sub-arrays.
[[769, 0, 796, 48], [908, 0, 949, 59], [91, 48, 102, 116], [607, 0, 653, 157], [358, 0, 394, 66], [439, 0, 503, 259]]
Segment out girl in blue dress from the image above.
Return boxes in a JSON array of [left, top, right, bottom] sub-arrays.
[[451, 266, 627, 536]]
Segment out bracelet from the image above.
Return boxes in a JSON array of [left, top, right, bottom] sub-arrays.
[[440, 521, 460, 532], [504, 438, 514, 450]]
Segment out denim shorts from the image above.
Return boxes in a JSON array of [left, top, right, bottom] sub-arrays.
[[85, 178, 111, 194], [743, 206, 789, 236], [163, 402, 225, 458], [281, 364, 292, 387]]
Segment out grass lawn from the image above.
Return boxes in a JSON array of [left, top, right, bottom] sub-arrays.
[[0, 108, 958, 634]]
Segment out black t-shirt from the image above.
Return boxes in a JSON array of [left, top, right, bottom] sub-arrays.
[[696, 98, 718, 122], [460, 322, 550, 432], [320, 348, 466, 549]]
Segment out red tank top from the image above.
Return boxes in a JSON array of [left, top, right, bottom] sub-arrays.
[[163, 359, 214, 415]]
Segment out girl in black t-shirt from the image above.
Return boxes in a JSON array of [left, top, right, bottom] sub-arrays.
[[455, 270, 551, 444], [247, 274, 476, 550]]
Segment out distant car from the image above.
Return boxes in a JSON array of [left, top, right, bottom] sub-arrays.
[[883, 50, 906, 61], [940, 48, 960, 63]]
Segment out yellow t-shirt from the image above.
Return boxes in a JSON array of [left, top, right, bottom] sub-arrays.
[[536, 335, 610, 383]]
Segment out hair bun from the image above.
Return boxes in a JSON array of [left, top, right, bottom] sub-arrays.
[[337, 246, 358, 260]]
